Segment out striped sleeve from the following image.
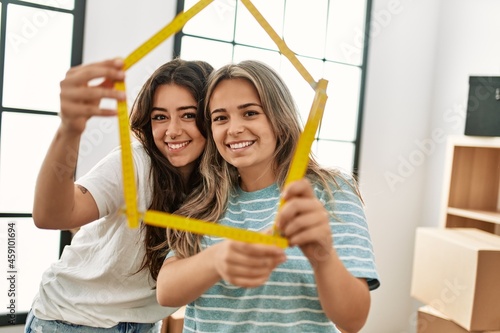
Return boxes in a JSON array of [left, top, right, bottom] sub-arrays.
[[316, 174, 380, 290]]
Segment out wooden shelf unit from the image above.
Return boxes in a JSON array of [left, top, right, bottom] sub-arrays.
[[440, 135, 500, 235]]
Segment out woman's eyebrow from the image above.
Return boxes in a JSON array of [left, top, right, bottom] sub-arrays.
[[238, 102, 262, 110], [211, 108, 226, 115], [152, 105, 197, 112], [211, 103, 262, 114]]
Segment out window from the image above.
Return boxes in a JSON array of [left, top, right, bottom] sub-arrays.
[[0, 0, 85, 325], [174, 0, 372, 174]]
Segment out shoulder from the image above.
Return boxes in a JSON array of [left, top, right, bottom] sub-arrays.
[[87, 141, 149, 171], [131, 140, 148, 158], [311, 171, 361, 202], [131, 140, 152, 170]]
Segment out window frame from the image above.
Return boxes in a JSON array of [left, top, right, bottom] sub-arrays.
[[173, 0, 373, 177], [0, 0, 86, 325]]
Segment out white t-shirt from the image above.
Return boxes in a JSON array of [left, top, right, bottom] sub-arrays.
[[31, 141, 177, 327]]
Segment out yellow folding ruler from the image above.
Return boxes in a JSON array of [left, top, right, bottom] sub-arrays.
[[115, 0, 328, 249]]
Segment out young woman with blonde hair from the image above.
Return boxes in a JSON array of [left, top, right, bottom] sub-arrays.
[[158, 60, 380, 333]]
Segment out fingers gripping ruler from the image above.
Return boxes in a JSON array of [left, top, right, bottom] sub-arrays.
[[116, 0, 328, 248]]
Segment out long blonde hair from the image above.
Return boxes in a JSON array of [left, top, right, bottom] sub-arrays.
[[170, 60, 358, 258]]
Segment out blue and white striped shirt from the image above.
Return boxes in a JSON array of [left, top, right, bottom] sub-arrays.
[[177, 174, 379, 332]]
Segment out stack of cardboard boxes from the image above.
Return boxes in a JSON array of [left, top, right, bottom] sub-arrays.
[[411, 136, 500, 332], [411, 227, 500, 332]]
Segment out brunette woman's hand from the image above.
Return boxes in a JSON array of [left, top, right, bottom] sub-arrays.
[[59, 58, 126, 135], [213, 240, 286, 288], [275, 179, 334, 265]]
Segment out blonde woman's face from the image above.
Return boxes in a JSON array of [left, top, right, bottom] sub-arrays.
[[209, 78, 277, 184]]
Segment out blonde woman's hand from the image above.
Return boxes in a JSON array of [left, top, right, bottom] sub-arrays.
[[213, 240, 286, 288], [59, 58, 126, 135], [275, 179, 334, 265]]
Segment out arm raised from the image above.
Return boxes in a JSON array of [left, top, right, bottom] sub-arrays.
[[33, 58, 126, 230]]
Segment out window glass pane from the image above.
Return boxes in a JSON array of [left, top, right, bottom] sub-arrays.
[[319, 62, 360, 141], [233, 45, 281, 69], [326, 0, 367, 65], [18, 0, 75, 10], [235, 0, 284, 51], [313, 140, 354, 173], [180, 36, 233, 70], [183, 0, 236, 42], [177, 0, 368, 174], [0, 112, 60, 213], [0, 218, 60, 314], [279, 55, 324, 128], [3, 4, 73, 112], [283, 0, 328, 58]]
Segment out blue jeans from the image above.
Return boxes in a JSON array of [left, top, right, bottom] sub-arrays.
[[25, 310, 159, 333]]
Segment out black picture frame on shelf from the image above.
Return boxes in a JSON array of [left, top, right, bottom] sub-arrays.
[[465, 76, 500, 137]]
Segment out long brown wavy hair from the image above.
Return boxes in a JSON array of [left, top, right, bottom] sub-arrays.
[[130, 58, 213, 281], [170, 60, 361, 259]]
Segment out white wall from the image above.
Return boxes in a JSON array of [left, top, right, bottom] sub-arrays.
[[361, 0, 500, 332], [422, 0, 500, 228], [360, 0, 441, 331], [59, 1, 500, 333]]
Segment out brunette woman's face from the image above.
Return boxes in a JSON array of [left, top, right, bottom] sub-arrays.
[[209, 78, 277, 182], [151, 84, 206, 179]]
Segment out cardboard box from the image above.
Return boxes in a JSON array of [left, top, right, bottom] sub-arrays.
[[418, 305, 471, 333], [418, 305, 500, 333], [411, 228, 500, 331]]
